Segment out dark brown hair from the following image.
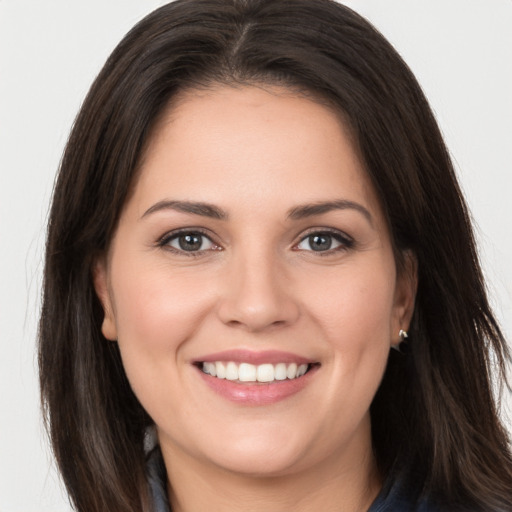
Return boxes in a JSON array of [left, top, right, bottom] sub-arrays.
[[39, 1, 512, 510]]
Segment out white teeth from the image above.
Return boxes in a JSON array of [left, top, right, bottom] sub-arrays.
[[201, 361, 312, 382], [296, 364, 308, 377], [274, 363, 287, 381], [203, 362, 217, 377], [239, 363, 257, 382], [216, 361, 226, 379], [256, 363, 274, 382], [286, 363, 297, 379], [226, 361, 238, 381]]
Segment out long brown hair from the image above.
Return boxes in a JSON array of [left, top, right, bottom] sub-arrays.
[[39, 1, 512, 510]]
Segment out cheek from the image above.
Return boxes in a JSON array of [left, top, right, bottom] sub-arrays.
[[109, 260, 221, 424], [112, 261, 214, 347], [303, 260, 395, 405], [304, 263, 396, 351], [109, 259, 218, 400], [306, 265, 395, 422]]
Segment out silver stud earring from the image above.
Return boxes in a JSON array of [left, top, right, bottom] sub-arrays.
[[392, 329, 409, 353], [399, 329, 408, 341]]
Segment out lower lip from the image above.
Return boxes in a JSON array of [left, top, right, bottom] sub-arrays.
[[196, 366, 318, 405]]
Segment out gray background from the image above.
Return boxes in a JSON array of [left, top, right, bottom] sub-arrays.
[[1, 1, 510, 510]]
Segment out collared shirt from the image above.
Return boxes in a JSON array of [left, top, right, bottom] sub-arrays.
[[146, 447, 437, 511]]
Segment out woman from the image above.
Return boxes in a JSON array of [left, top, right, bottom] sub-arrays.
[[38, 0, 512, 510]]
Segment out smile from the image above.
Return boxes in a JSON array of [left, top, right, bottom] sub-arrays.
[[194, 350, 319, 404], [201, 361, 310, 383]]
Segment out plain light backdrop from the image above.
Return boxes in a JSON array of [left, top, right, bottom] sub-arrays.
[[0, 1, 511, 510]]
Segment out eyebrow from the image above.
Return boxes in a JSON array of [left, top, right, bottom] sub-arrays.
[[287, 200, 373, 226], [141, 200, 228, 220], [141, 198, 373, 225]]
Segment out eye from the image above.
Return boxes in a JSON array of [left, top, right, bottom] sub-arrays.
[[162, 231, 218, 253], [296, 231, 352, 253]]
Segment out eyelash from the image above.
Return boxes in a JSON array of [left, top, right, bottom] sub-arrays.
[[157, 228, 220, 257], [294, 228, 354, 255], [156, 228, 354, 257]]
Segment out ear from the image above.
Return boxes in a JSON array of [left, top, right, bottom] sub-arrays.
[[92, 257, 118, 341], [391, 250, 417, 346]]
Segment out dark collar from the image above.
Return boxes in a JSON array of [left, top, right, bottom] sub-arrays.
[[147, 447, 171, 512]]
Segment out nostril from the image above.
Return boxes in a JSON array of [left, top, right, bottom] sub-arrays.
[[225, 318, 288, 331]]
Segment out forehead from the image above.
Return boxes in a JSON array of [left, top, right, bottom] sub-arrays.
[[131, 85, 382, 222]]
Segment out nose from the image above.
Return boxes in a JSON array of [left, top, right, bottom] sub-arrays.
[[216, 249, 300, 332]]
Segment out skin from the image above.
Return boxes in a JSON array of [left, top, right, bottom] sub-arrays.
[[94, 85, 416, 512]]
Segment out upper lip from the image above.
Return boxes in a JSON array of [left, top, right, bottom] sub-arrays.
[[193, 349, 315, 365]]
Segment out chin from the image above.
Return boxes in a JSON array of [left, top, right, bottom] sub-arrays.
[[163, 421, 314, 478], [208, 442, 308, 478]]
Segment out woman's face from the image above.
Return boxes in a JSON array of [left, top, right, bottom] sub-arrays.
[[95, 85, 415, 478]]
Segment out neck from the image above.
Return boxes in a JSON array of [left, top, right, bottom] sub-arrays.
[[159, 423, 381, 512]]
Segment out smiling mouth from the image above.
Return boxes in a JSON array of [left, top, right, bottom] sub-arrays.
[[198, 361, 317, 383]]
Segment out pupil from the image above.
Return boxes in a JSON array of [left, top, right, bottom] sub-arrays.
[[310, 234, 331, 251], [179, 233, 202, 251]]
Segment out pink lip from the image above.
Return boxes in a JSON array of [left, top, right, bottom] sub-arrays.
[[193, 349, 312, 365], [197, 369, 318, 405]]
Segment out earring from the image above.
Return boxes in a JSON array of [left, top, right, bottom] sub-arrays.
[[399, 329, 408, 341], [392, 329, 409, 353]]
